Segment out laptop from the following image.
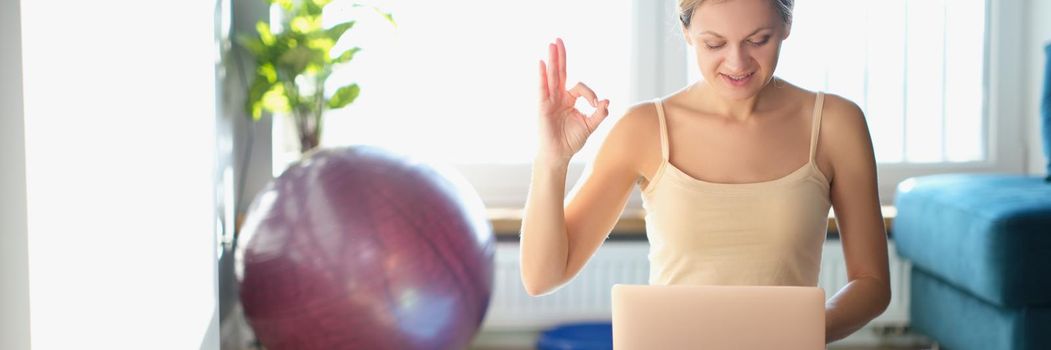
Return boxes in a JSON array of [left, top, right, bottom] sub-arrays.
[[611, 284, 826, 350]]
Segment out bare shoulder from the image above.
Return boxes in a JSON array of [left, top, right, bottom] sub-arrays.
[[592, 100, 662, 180], [819, 93, 868, 143], [611, 100, 661, 130], [817, 93, 873, 180], [820, 93, 865, 123]]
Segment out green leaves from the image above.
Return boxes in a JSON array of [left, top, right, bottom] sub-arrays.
[[258, 64, 277, 83], [327, 84, 360, 109], [276, 44, 313, 74], [333, 47, 361, 64], [352, 3, 397, 27], [256, 22, 275, 45], [237, 34, 266, 57], [240, 0, 392, 121], [290, 16, 322, 33], [326, 21, 356, 42], [247, 78, 270, 120], [262, 84, 292, 114], [269, 0, 294, 11], [303, 1, 323, 16], [377, 11, 395, 27]]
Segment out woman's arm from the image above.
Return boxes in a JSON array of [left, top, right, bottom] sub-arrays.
[[820, 95, 892, 343], [520, 38, 639, 297], [520, 106, 653, 296]]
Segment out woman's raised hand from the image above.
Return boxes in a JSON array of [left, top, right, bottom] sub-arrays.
[[536, 38, 610, 165]]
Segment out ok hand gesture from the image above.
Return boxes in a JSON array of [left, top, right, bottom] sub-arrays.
[[536, 38, 611, 165]]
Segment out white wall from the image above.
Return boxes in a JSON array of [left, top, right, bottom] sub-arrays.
[[0, 0, 31, 348], [18, 1, 220, 349], [1026, 0, 1051, 176]]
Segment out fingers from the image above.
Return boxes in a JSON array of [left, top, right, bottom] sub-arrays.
[[568, 82, 599, 107], [546, 43, 559, 102], [586, 99, 611, 133], [539, 60, 549, 101], [556, 38, 567, 92]]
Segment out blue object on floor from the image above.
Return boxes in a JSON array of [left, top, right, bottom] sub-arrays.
[[893, 174, 1051, 350], [536, 322, 613, 350]]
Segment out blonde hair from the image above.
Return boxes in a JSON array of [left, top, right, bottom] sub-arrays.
[[678, 0, 794, 29]]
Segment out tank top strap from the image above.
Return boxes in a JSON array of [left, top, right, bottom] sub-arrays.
[[653, 98, 670, 162], [808, 92, 825, 162]]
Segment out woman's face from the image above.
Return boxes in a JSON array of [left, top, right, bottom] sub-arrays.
[[682, 0, 789, 101]]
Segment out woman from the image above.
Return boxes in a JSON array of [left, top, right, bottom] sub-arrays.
[[519, 0, 891, 343]]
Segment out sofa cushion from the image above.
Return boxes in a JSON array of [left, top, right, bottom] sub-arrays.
[[909, 267, 1051, 350], [893, 174, 1051, 307]]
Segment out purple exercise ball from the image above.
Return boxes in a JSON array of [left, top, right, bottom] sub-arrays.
[[235, 146, 495, 350]]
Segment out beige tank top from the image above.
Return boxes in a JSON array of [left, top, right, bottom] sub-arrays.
[[640, 92, 832, 287]]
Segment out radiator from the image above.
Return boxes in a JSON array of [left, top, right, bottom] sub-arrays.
[[481, 240, 911, 331]]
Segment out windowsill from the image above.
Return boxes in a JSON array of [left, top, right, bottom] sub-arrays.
[[236, 206, 897, 242], [488, 205, 897, 241]]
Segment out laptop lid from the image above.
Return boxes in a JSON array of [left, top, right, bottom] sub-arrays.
[[611, 284, 825, 350]]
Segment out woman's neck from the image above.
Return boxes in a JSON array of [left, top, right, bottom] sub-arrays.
[[691, 78, 783, 123]]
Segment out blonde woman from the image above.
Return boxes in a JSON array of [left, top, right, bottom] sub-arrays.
[[520, 0, 891, 343]]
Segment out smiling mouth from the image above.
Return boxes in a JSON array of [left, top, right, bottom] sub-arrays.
[[722, 72, 755, 81]]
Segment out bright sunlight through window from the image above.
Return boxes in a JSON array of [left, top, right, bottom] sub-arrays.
[[275, 0, 633, 168], [743, 0, 985, 164]]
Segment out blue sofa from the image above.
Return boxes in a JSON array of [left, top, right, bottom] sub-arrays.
[[893, 175, 1051, 349], [890, 43, 1051, 350]]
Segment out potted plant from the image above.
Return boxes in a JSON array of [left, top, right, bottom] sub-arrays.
[[238, 0, 394, 155]]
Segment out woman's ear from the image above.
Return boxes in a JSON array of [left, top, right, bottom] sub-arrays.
[[782, 22, 792, 40], [682, 26, 693, 47]]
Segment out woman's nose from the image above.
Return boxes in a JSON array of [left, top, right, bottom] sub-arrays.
[[724, 45, 751, 72]]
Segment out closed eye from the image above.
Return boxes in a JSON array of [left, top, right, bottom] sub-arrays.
[[704, 36, 769, 50], [748, 36, 770, 46]]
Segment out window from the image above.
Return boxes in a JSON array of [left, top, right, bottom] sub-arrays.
[[758, 0, 1024, 204], [272, 0, 1021, 207], [772, 0, 986, 164], [272, 0, 633, 171]]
